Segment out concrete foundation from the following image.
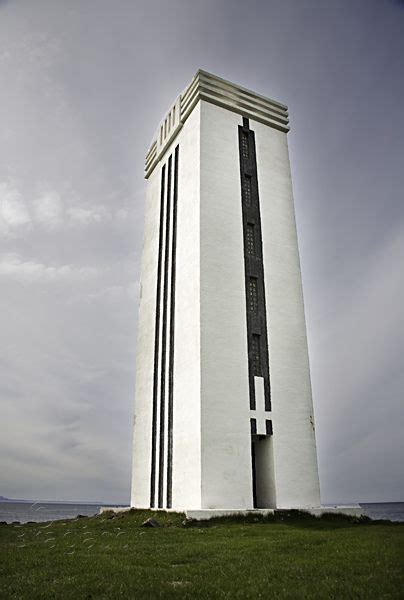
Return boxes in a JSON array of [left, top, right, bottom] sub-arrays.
[[100, 506, 365, 520]]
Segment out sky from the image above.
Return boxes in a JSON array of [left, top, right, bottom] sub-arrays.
[[0, 0, 403, 504]]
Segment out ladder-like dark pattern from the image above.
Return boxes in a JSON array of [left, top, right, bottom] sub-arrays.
[[238, 117, 271, 412]]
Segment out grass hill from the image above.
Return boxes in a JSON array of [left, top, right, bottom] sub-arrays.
[[0, 509, 403, 598]]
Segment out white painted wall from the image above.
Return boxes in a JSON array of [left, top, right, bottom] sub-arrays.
[[200, 101, 253, 509], [170, 105, 202, 509], [131, 105, 202, 510], [253, 120, 321, 507]]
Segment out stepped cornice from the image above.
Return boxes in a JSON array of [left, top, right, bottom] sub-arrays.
[[145, 70, 289, 178]]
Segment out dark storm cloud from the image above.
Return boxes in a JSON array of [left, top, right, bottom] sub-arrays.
[[0, 0, 402, 503]]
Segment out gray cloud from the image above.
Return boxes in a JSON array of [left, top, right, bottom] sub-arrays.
[[0, 0, 403, 503]]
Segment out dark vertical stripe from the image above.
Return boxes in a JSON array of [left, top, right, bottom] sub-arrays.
[[166, 145, 179, 509], [238, 119, 271, 412], [249, 130, 271, 413], [158, 154, 172, 508], [150, 164, 166, 507]]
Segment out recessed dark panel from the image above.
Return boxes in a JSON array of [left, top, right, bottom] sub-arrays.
[[238, 121, 271, 412], [150, 164, 166, 508], [158, 154, 172, 508], [166, 145, 179, 509], [266, 419, 273, 436]]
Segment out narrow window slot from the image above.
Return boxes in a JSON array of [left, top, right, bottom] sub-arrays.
[[241, 132, 249, 159], [246, 223, 255, 255], [251, 334, 261, 375], [248, 278, 259, 315], [243, 176, 252, 207]]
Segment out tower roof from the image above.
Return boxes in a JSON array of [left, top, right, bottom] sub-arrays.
[[145, 70, 289, 178]]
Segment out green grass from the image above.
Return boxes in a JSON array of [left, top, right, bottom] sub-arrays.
[[0, 510, 403, 599]]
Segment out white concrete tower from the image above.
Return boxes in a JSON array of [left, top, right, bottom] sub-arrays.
[[131, 70, 321, 512]]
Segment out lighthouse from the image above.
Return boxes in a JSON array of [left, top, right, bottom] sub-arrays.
[[131, 70, 321, 512]]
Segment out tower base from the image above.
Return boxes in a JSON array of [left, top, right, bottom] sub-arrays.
[[184, 506, 364, 520], [100, 505, 364, 520]]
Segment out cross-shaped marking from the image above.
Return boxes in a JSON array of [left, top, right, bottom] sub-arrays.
[[251, 376, 272, 435]]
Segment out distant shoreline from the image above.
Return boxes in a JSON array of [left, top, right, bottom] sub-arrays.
[[1, 500, 403, 524], [1, 497, 402, 506], [0, 497, 124, 506]]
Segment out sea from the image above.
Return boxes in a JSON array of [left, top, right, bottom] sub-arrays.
[[0, 502, 114, 524], [0, 501, 403, 524]]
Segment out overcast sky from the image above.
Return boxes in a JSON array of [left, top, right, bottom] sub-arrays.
[[0, 0, 403, 504]]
